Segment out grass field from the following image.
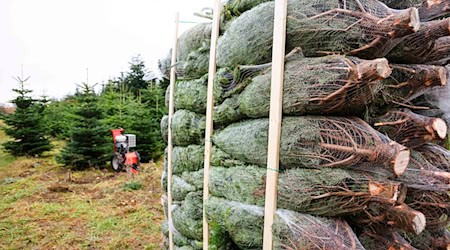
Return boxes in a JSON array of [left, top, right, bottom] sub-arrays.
[[0, 122, 164, 249]]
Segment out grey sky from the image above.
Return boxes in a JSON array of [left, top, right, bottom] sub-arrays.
[[0, 0, 211, 103]]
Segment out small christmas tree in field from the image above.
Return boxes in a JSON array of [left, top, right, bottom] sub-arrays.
[[59, 83, 108, 169], [2, 75, 51, 156]]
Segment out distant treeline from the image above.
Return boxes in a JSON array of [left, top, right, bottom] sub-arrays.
[[1, 55, 168, 169]]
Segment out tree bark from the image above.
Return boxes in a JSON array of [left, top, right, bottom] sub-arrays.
[[387, 19, 450, 64], [373, 109, 448, 148], [423, 36, 450, 65], [419, 0, 450, 21]]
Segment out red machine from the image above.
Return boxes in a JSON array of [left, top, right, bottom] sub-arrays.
[[110, 128, 140, 173]]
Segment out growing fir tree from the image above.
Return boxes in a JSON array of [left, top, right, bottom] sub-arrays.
[[123, 55, 149, 96], [136, 83, 166, 160], [43, 95, 78, 140], [59, 83, 109, 169], [98, 84, 135, 130], [2, 75, 52, 156]]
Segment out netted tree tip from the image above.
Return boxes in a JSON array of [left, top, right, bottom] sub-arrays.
[[393, 149, 410, 176]]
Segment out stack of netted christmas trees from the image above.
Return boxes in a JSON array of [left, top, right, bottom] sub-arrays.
[[160, 0, 450, 249]]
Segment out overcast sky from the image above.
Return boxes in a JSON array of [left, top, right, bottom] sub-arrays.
[[0, 0, 212, 103]]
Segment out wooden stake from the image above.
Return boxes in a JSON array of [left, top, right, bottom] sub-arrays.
[[203, 1, 221, 249], [167, 12, 179, 250], [263, 0, 288, 249]]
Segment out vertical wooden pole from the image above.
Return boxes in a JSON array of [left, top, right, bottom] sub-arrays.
[[203, 0, 221, 249], [262, 0, 287, 249], [167, 12, 179, 250]]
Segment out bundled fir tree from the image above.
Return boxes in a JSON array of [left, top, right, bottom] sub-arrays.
[[2, 75, 51, 156], [59, 83, 108, 169]]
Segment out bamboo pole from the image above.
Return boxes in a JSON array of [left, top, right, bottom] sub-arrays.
[[167, 12, 179, 250], [203, 1, 221, 249], [263, 0, 288, 249]]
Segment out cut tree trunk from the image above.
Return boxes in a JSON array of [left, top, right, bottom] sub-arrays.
[[379, 0, 423, 9], [418, 0, 450, 21], [371, 64, 447, 115], [206, 197, 367, 250], [208, 166, 406, 217], [214, 55, 392, 124], [358, 227, 418, 250], [423, 36, 450, 65], [406, 189, 450, 231], [217, 1, 421, 67], [373, 109, 448, 148], [212, 116, 410, 176], [417, 143, 450, 172], [358, 203, 427, 235], [383, 0, 450, 21], [387, 18, 450, 64]]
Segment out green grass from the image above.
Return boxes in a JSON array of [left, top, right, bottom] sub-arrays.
[[0, 123, 164, 249], [123, 181, 144, 191]]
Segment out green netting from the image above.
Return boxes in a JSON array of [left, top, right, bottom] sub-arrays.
[[162, 168, 204, 201], [213, 95, 244, 124], [214, 55, 386, 124], [160, 110, 205, 146], [217, 0, 419, 67], [217, 2, 274, 67], [172, 191, 203, 241], [177, 23, 211, 62], [206, 197, 365, 249], [164, 74, 225, 114], [160, 115, 169, 143], [163, 145, 245, 176], [161, 221, 203, 249], [181, 41, 210, 78], [177, 23, 212, 78], [171, 175, 196, 201], [222, 0, 273, 20], [159, 49, 172, 79], [159, 23, 212, 79], [165, 76, 209, 114], [161, 146, 246, 200], [213, 116, 407, 172], [352, 149, 450, 192], [209, 165, 404, 217]]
